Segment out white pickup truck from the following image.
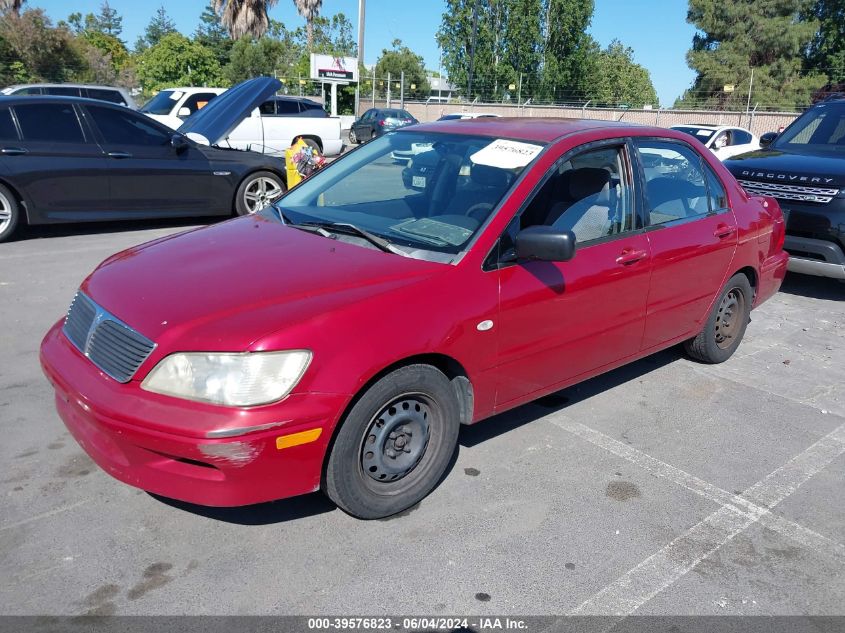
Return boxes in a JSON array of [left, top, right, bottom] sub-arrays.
[[140, 87, 344, 157]]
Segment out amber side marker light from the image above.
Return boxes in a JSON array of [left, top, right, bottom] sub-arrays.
[[276, 428, 322, 450]]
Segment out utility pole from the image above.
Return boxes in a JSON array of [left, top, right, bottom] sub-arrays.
[[467, 0, 479, 100], [745, 67, 754, 122], [356, 0, 365, 115], [400, 71, 405, 109]]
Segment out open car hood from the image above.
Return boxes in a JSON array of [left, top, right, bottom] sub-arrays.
[[177, 76, 281, 146]]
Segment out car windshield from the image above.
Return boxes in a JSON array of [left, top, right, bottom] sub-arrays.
[[672, 126, 716, 143], [275, 131, 545, 262], [775, 102, 845, 153], [139, 90, 180, 115]]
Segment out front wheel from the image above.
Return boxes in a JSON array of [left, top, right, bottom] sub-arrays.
[[235, 171, 285, 216], [0, 183, 21, 243], [324, 365, 461, 519], [684, 273, 752, 364]]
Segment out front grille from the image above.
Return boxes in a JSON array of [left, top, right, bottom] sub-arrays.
[[63, 292, 156, 383], [737, 179, 839, 204]]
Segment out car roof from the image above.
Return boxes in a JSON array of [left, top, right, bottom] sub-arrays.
[[407, 117, 663, 143], [157, 87, 226, 94], [0, 95, 130, 108], [3, 82, 127, 90]]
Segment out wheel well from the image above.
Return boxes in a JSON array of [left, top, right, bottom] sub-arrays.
[[736, 266, 758, 299], [320, 354, 474, 483], [299, 135, 323, 152], [0, 178, 29, 225]]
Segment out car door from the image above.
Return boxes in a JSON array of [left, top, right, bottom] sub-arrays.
[[353, 110, 374, 140], [83, 103, 229, 216], [1, 102, 110, 221], [634, 139, 738, 351], [491, 140, 653, 408]]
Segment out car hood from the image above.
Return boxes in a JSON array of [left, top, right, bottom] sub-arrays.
[[81, 214, 445, 353], [724, 149, 845, 188], [177, 77, 280, 146]]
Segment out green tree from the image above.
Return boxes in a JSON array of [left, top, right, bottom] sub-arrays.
[[136, 32, 223, 92], [678, 0, 825, 110], [0, 8, 85, 82], [0, 0, 24, 17], [541, 0, 598, 102], [375, 39, 430, 99], [224, 34, 298, 84], [293, 0, 322, 51], [437, 0, 497, 99], [137, 6, 177, 52], [195, 2, 234, 67], [82, 30, 129, 73], [804, 0, 845, 82], [96, 1, 122, 37], [585, 40, 657, 107]]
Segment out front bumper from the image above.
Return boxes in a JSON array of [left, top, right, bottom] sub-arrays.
[[40, 321, 350, 507], [784, 235, 845, 280]]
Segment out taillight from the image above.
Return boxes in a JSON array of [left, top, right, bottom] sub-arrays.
[[379, 120, 385, 127]]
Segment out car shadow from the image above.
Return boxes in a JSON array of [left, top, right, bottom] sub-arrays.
[[459, 347, 683, 448], [149, 348, 683, 525], [148, 491, 336, 525], [779, 272, 844, 301], [17, 217, 220, 241]]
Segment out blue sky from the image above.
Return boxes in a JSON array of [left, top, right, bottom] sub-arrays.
[[31, 0, 697, 106]]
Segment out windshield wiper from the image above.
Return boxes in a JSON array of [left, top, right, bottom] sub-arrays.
[[300, 221, 407, 256]]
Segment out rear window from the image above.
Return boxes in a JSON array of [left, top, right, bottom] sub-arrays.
[[85, 88, 127, 105], [0, 107, 18, 140], [44, 86, 82, 97], [15, 103, 85, 143], [275, 99, 300, 115]]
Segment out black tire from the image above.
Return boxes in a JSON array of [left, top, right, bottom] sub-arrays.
[[349, 128, 358, 144], [234, 171, 285, 216], [324, 364, 461, 519], [684, 273, 753, 364], [0, 182, 21, 243]]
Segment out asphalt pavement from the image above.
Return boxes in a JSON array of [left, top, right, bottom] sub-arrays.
[[0, 220, 843, 619]]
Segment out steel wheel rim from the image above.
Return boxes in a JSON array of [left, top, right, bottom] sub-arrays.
[[360, 394, 432, 484], [243, 177, 282, 213], [714, 287, 745, 350], [0, 190, 11, 233]]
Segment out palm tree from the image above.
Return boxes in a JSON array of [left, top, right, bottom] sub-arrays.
[[213, 0, 278, 40], [0, 0, 24, 17], [294, 0, 322, 52]]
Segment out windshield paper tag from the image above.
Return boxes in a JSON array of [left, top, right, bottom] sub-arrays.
[[471, 139, 543, 169], [169, 91, 184, 101]]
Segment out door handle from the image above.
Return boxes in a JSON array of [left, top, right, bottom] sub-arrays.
[[713, 225, 736, 239], [107, 151, 132, 159], [0, 147, 27, 155], [615, 249, 648, 266]]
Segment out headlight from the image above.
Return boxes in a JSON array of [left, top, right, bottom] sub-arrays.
[[141, 351, 311, 407]]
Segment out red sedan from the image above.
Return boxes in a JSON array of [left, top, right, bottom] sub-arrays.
[[40, 118, 788, 519]]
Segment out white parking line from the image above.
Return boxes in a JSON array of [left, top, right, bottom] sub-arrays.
[[0, 499, 91, 532], [552, 418, 845, 617]]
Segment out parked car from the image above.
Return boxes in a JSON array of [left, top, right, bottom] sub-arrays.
[[723, 96, 845, 280], [349, 108, 418, 144], [437, 112, 501, 121], [142, 87, 344, 157], [0, 83, 136, 109], [670, 124, 760, 160], [40, 117, 788, 519], [0, 78, 290, 243], [139, 86, 225, 128]]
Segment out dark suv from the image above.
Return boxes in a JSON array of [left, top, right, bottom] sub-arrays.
[[723, 97, 845, 280]]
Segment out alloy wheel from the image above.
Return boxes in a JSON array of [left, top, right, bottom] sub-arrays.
[[0, 190, 12, 235], [243, 177, 283, 214]]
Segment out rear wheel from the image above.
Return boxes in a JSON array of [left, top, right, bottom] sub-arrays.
[[235, 171, 285, 216], [684, 273, 752, 364], [349, 128, 358, 144], [324, 365, 461, 519], [0, 183, 20, 243]]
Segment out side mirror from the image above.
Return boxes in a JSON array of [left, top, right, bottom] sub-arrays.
[[515, 226, 576, 262], [760, 132, 778, 148], [171, 133, 189, 153], [177, 107, 192, 118]]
